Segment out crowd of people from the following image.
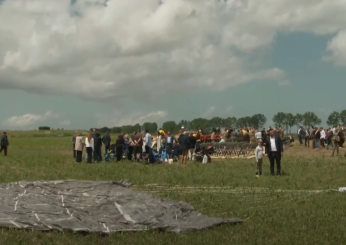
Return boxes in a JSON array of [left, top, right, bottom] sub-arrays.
[[297, 125, 345, 156], [71, 124, 345, 166], [72, 127, 198, 165], [71, 126, 283, 165]]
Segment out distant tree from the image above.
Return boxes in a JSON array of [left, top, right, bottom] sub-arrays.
[[339, 110, 346, 125], [272, 112, 286, 127], [250, 114, 267, 129], [162, 121, 177, 133], [236, 116, 252, 128], [99, 127, 111, 133], [134, 124, 141, 132], [142, 122, 158, 133], [210, 117, 224, 127], [282, 113, 296, 133], [111, 127, 122, 134], [326, 111, 340, 127], [224, 117, 237, 128], [190, 118, 211, 132], [302, 112, 321, 127], [177, 120, 191, 130], [121, 125, 136, 134], [294, 113, 303, 132], [38, 126, 50, 130]]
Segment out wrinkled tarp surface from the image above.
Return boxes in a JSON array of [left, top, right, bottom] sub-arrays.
[[0, 180, 242, 233]]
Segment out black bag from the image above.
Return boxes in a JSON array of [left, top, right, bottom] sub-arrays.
[[195, 154, 203, 163]]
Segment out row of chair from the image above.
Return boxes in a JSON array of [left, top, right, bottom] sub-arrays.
[[200, 138, 293, 158], [199, 142, 258, 158]]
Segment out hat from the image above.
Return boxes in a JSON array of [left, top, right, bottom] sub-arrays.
[[3, 132, 6, 134]]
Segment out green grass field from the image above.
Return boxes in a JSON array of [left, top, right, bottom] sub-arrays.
[[1, 130, 346, 245]]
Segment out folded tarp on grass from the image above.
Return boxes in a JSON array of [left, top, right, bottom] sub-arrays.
[[0, 180, 242, 234]]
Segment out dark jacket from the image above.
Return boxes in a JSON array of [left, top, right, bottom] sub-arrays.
[[102, 134, 111, 146], [188, 136, 197, 149], [93, 133, 102, 146], [115, 137, 124, 148], [1, 135, 9, 146], [265, 135, 283, 155], [178, 134, 190, 150]]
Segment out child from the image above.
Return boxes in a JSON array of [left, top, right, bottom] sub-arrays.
[[255, 141, 264, 177]]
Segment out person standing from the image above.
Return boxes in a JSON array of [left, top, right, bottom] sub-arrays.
[[249, 127, 256, 143], [298, 126, 303, 145], [115, 135, 124, 162], [178, 131, 190, 165], [72, 131, 77, 158], [265, 129, 284, 176], [326, 128, 333, 150], [102, 132, 111, 154], [85, 132, 94, 163], [134, 130, 143, 162], [314, 127, 321, 149], [165, 132, 173, 159], [92, 128, 102, 163], [255, 141, 264, 177], [211, 128, 215, 143], [304, 127, 310, 147], [310, 127, 317, 149], [155, 132, 161, 153], [128, 135, 135, 161], [75, 132, 84, 163], [255, 130, 262, 142], [331, 130, 341, 156], [144, 129, 152, 154], [188, 132, 196, 161], [0, 132, 9, 156], [319, 127, 326, 148]]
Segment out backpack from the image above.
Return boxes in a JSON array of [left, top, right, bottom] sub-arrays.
[[333, 134, 340, 142]]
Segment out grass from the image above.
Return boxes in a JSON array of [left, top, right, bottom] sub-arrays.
[[1, 131, 346, 244]]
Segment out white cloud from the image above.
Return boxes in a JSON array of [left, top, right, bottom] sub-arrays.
[[324, 30, 346, 66], [97, 110, 168, 127], [0, 0, 345, 106], [2, 111, 57, 128]]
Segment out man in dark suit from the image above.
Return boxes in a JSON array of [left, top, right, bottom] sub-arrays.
[[265, 129, 284, 176]]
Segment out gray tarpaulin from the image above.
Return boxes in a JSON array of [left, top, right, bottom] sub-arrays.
[[0, 180, 242, 234]]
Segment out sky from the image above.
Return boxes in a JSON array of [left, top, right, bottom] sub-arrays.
[[0, 0, 346, 130]]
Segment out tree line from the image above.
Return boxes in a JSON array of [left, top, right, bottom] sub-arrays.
[[93, 114, 266, 134], [90, 110, 346, 135], [272, 110, 346, 133]]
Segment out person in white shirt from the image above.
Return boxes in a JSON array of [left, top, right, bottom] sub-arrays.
[[332, 127, 337, 135], [255, 141, 264, 177], [298, 126, 303, 145], [85, 132, 94, 163], [319, 127, 326, 148], [255, 130, 262, 141], [144, 129, 152, 154]]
